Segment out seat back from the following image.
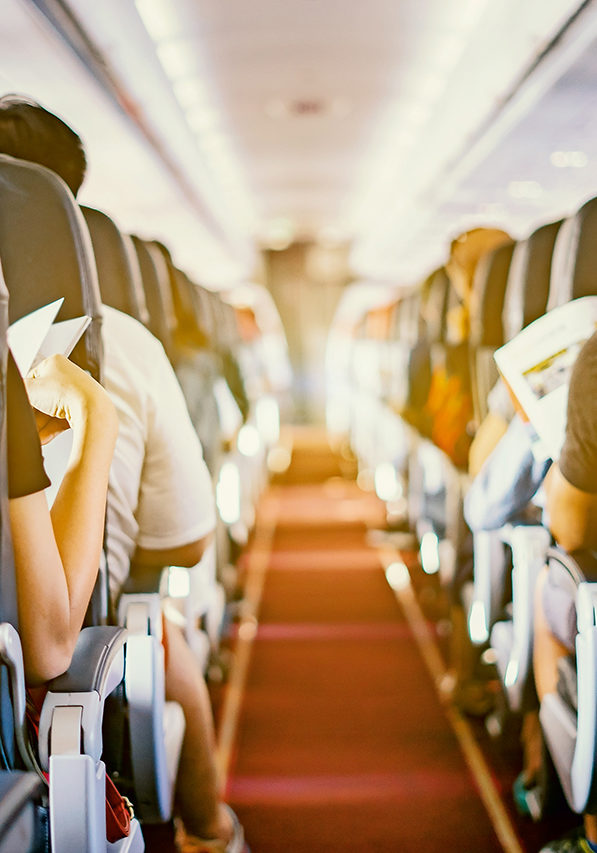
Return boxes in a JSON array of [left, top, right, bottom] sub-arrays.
[[0, 270, 15, 632], [547, 197, 597, 309], [0, 155, 102, 381], [131, 236, 176, 362], [468, 240, 515, 425], [81, 206, 150, 327], [502, 220, 562, 343], [0, 155, 108, 629]]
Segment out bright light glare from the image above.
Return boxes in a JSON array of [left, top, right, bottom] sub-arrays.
[[237, 424, 261, 457], [481, 647, 498, 665], [374, 462, 399, 502], [550, 150, 588, 168], [420, 531, 440, 575], [173, 77, 212, 109], [468, 600, 489, 645], [508, 180, 542, 199], [135, 0, 178, 42], [256, 396, 280, 445], [385, 561, 411, 591], [504, 659, 519, 689], [156, 39, 197, 80], [326, 399, 350, 435], [264, 218, 295, 251], [267, 446, 292, 473], [216, 462, 241, 524], [167, 565, 191, 599]]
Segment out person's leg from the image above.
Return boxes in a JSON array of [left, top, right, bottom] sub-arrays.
[[164, 618, 233, 843], [533, 567, 570, 700], [534, 568, 597, 849]]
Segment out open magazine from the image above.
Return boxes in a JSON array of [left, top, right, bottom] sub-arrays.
[[494, 295, 597, 461], [7, 298, 91, 376]]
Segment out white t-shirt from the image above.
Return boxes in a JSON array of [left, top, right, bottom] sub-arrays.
[[102, 306, 215, 598]]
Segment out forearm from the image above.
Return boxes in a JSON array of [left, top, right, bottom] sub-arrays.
[[50, 402, 118, 642], [11, 402, 117, 684], [544, 464, 597, 552]]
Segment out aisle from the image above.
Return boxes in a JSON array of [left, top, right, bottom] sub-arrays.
[[219, 430, 510, 852]]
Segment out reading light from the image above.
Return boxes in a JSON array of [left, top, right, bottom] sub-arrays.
[[468, 600, 489, 645]]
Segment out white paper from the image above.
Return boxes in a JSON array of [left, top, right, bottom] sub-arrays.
[[7, 298, 64, 376], [7, 298, 91, 376], [494, 296, 597, 460]]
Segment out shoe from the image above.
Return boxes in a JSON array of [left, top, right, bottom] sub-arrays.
[[539, 826, 593, 852], [176, 806, 248, 853], [512, 771, 543, 821]]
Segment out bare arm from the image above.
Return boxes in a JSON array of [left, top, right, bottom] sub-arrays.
[[9, 355, 118, 685], [544, 463, 597, 553]]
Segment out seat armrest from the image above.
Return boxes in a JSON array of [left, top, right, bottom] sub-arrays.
[[38, 626, 127, 770], [46, 626, 127, 697], [546, 546, 597, 585], [571, 584, 597, 813]]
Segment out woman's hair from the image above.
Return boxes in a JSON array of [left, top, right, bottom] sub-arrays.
[[0, 95, 87, 196]]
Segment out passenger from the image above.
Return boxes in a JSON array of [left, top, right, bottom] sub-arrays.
[[464, 410, 552, 812], [534, 330, 597, 853], [0, 96, 245, 852], [8, 352, 118, 685], [423, 227, 511, 468], [430, 229, 511, 713]]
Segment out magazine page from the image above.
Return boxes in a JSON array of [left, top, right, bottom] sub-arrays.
[[7, 298, 64, 376], [7, 298, 91, 376], [494, 295, 597, 460], [36, 315, 91, 368]]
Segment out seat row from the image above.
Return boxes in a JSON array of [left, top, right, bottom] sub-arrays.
[[328, 195, 597, 846], [0, 119, 290, 850]]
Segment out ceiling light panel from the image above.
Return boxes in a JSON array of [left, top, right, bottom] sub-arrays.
[[65, 0, 258, 251], [351, 0, 591, 279], [0, 0, 251, 287]]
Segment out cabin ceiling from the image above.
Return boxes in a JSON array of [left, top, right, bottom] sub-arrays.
[[2, 0, 597, 288]]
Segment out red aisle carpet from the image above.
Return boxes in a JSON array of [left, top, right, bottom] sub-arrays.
[[224, 431, 505, 852]]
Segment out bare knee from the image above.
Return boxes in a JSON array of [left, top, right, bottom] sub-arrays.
[[533, 567, 571, 700]]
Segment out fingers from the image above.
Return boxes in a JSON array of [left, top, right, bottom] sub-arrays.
[[34, 410, 71, 445]]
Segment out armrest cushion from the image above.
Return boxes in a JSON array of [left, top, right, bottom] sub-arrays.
[[46, 626, 127, 697], [39, 627, 127, 770]]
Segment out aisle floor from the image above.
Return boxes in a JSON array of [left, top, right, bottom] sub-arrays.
[[221, 430, 511, 852]]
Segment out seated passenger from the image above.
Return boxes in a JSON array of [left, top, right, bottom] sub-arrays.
[[534, 330, 597, 853], [8, 352, 118, 685], [0, 96, 246, 852]]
